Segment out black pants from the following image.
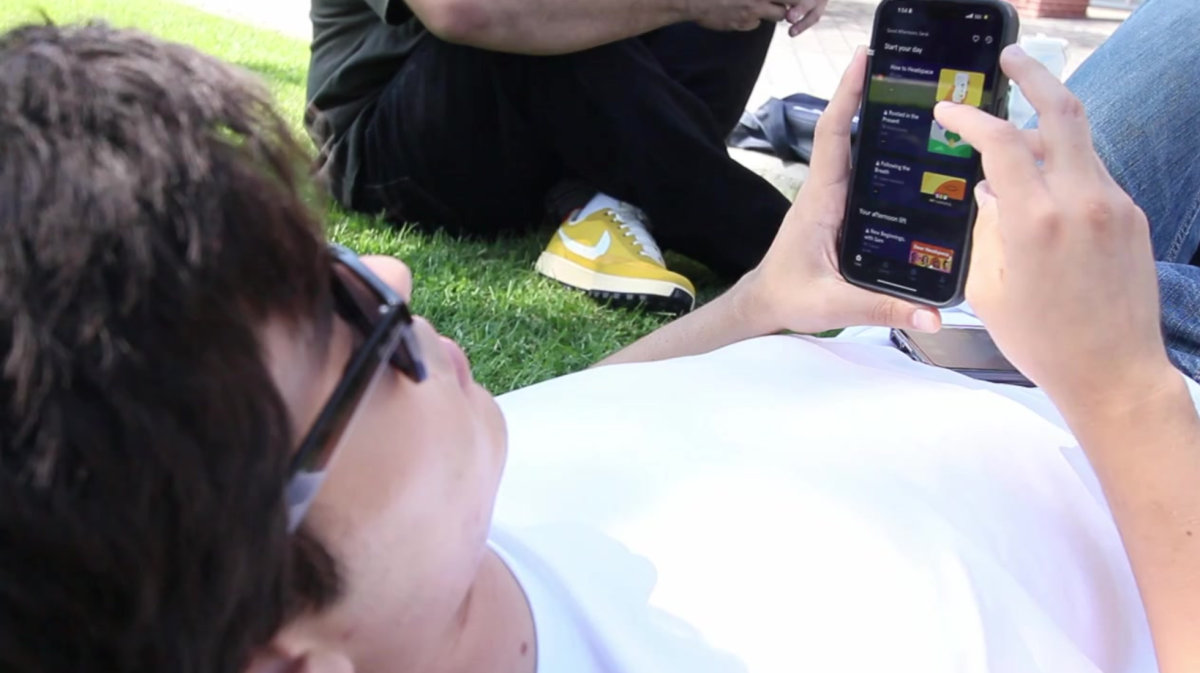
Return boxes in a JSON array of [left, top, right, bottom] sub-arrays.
[[357, 22, 792, 278]]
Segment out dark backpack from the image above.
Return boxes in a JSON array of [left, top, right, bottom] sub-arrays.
[[728, 94, 860, 164]]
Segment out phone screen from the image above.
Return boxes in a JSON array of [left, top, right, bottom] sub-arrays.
[[841, 1, 1009, 305], [901, 327, 1015, 371]]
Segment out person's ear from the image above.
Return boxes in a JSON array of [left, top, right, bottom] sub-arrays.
[[246, 642, 354, 673]]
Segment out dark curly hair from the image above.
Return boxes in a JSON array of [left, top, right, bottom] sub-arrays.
[[0, 21, 341, 673]]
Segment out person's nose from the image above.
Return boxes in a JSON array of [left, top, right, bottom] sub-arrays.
[[361, 256, 414, 302]]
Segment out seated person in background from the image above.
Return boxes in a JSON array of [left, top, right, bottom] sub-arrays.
[[1, 1, 1198, 670], [306, 0, 830, 314]]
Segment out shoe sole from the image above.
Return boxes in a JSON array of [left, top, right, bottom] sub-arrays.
[[535, 253, 695, 315]]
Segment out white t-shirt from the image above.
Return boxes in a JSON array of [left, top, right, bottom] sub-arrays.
[[491, 326, 1200, 673]]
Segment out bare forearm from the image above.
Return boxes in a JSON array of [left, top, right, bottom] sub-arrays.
[[417, 0, 689, 54], [1056, 370, 1200, 672], [596, 278, 773, 367]]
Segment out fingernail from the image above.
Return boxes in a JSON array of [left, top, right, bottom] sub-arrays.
[[1004, 44, 1026, 59], [855, 45, 866, 57], [912, 310, 940, 333]]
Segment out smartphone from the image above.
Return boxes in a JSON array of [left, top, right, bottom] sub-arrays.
[[839, 0, 1019, 306], [891, 326, 1032, 386]]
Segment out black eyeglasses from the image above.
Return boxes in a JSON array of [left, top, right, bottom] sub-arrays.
[[285, 244, 427, 531]]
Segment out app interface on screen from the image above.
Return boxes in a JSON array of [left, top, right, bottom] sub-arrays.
[[844, 2, 1003, 302]]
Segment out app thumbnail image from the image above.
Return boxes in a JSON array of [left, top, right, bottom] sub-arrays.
[[927, 119, 972, 158], [936, 69, 985, 106], [920, 172, 968, 201], [909, 241, 955, 274]]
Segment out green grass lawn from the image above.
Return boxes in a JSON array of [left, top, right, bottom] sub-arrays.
[[1, 0, 727, 393]]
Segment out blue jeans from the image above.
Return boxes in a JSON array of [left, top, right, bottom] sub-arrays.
[[1032, 0, 1200, 381]]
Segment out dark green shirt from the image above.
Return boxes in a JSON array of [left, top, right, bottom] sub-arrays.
[[307, 0, 425, 207]]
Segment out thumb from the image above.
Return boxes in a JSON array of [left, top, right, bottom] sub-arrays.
[[831, 284, 943, 332], [864, 294, 943, 333], [974, 179, 996, 210]]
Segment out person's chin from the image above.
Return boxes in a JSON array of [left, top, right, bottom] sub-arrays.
[[479, 391, 508, 465], [474, 398, 507, 540]]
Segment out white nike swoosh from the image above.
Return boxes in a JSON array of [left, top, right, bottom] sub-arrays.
[[558, 229, 611, 260]]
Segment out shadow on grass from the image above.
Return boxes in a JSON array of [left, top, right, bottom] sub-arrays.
[[237, 59, 306, 87]]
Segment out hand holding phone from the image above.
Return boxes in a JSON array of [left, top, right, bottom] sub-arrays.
[[838, 0, 1019, 306], [741, 48, 943, 338]]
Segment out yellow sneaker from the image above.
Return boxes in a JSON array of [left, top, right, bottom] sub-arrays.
[[535, 203, 696, 314]]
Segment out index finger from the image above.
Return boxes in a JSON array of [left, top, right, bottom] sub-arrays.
[[786, 0, 818, 23], [809, 47, 867, 184], [934, 101, 1048, 202], [1000, 45, 1095, 174], [788, 2, 826, 36]]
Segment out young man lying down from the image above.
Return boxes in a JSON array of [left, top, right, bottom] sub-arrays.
[[0, 6, 1197, 672]]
